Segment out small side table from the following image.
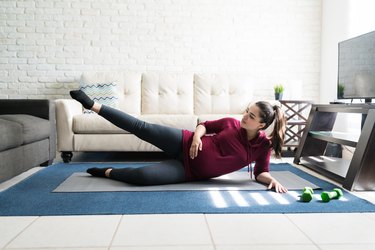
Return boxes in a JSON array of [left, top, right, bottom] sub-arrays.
[[279, 100, 313, 152]]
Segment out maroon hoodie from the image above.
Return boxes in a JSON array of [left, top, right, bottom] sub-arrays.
[[182, 117, 272, 181]]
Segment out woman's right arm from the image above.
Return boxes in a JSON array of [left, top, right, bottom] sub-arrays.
[[189, 124, 206, 159]]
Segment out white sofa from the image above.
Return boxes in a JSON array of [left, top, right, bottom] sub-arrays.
[[56, 72, 266, 163]]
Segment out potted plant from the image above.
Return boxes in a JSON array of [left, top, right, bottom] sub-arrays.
[[338, 83, 345, 99], [274, 84, 284, 100]]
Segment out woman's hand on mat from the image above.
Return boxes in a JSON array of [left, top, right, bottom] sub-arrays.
[[257, 172, 288, 193], [189, 136, 202, 159], [268, 179, 288, 193]]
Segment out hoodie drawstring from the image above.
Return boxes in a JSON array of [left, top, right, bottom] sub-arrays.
[[248, 162, 254, 179], [246, 143, 253, 179], [242, 128, 254, 180]]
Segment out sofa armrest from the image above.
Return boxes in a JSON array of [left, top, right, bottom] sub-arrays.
[[55, 99, 83, 152], [0, 99, 52, 119], [0, 99, 56, 161]]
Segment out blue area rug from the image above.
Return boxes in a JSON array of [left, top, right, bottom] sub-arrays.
[[1, 162, 375, 216]]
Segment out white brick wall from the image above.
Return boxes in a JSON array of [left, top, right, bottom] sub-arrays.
[[0, 0, 321, 101]]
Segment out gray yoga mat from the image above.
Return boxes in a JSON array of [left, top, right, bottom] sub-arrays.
[[53, 171, 319, 192]]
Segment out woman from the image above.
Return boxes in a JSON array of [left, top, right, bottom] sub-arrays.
[[70, 90, 288, 193]]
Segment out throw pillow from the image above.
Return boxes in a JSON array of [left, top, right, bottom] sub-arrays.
[[80, 82, 119, 114]]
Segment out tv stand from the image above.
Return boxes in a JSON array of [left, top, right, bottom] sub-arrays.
[[362, 99, 373, 128], [364, 98, 372, 104], [294, 104, 375, 191]]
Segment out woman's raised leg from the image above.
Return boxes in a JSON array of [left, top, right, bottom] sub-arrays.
[[99, 105, 183, 157]]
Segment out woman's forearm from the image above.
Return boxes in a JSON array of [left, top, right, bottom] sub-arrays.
[[256, 172, 274, 185], [189, 124, 207, 159], [193, 124, 207, 138]]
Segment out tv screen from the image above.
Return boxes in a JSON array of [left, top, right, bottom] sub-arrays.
[[337, 30, 375, 102]]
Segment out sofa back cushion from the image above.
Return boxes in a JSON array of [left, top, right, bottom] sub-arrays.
[[80, 72, 142, 115], [194, 74, 254, 115], [142, 73, 194, 114]]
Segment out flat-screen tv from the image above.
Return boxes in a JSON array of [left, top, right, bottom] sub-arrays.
[[337, 30, 375, 102]]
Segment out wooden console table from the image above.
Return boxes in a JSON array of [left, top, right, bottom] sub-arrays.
[[294, 104, 375, 191], [280, 100, 313, 149]]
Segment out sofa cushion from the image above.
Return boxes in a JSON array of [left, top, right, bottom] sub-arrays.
[[141, 114, 198, 132], [0, 118, 23, 151], [0, 115, 50, 144], [73, 114, 127, 134], [72, 114, 198, 134], [194, 74, 254, 115], [198, 114, 243, 123], [80, 72, 142, 115], [142, 73, 194, 115], [80, 82, 119, 114]]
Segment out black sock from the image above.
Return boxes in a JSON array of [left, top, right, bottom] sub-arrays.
[[70, 90, 94, 109], [87, 167, 111, 178]]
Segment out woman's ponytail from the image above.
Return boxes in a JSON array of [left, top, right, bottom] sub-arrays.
[[255, 101, 286, 158], [271, 105, 286, 158]]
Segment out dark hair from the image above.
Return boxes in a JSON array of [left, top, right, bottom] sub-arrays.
[[255, 101, 286, 158]]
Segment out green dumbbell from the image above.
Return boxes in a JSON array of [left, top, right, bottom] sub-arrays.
[[301, 187, 314, 202], [321, 188, 343, 202]]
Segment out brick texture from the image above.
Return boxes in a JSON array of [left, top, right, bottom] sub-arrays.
[[0, 0, 321, 101]]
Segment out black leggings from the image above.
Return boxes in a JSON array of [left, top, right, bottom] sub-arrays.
[[98, 105, 186, 185]]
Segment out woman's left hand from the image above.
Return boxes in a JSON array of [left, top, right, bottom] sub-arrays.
[[256, 172, 288, 193], [267, 179, 288, 193]]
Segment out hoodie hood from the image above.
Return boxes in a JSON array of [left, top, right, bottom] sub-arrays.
[[240, 128, 271, 179], [240, 128, 268, 148]]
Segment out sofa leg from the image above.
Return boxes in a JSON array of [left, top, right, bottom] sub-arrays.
[[61, 152, 73, 163], [40, 159, 54, 166]]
